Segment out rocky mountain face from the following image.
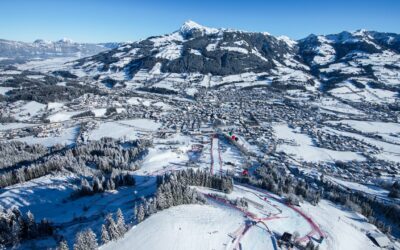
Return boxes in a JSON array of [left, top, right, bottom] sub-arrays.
[[0, 38, 118, 60], [66, 21, 400, 103]]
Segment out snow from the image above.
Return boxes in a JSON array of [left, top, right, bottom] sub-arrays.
[[321, 62, 363, 75], [87, 119, 159, 141], [185, 87, 198, 96], [127, 97, 143, 105], [179, 20, 219, 36], [118, 119, 161, 131], [92, 108, 107, 117], [0, 86, 13, 95], [220, 46, 249, 54], [277, 35, 297, 48], [189, 49, 202, 56], [322, 126, 400, 163], [302, 200, 379, 250], [271, 65, 313, 83], [150, 32, 184, 47], [14, 101, 46, 120], [136, 133, 192, 176], [316, 97, 364, 115], [312, 36, 336, 65], [240, 226, 273, 250], [56, 81, 67, 86], [111, 48, 140, 68], [155, 43, 183, 60], [202, 184, 383, 250], [0, 175, 76, 220], [329, 81, 398, 104], [149, 62, 162, 75], [202, 72, 271, 89], [206, 43, 218, 51], [273, 123, 365, 163], [47, 102, 64, 111], [0, 122, 35, 131], [203, 185, 312, 233], [251, 48, 269, 62], [14, 125, 79, 147], [327, 120, 400, 134], [47, 111, 82, 122], [26, 75, 45, 80], [234, 40, 249, 47], [101, 204, 244, 250], [88, 122, 140, 141], [153, 101, 172, 110], [327, 177, 390, 199], [16, 57, 76, 73], [211, 137, 222, 174], [0, 70, 21, 75]]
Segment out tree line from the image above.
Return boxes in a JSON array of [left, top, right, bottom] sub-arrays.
[[235, 163, 321, 206], [0, 141, 48, 170], [0, 138, 151, 188], [0, 207, 53, 247], [73, 170, 136, 198]]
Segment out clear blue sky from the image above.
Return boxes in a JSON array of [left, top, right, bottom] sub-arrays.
[[0, 0, 399, 43]]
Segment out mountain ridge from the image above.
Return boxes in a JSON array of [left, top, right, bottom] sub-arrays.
[[0, 38, 120, 60], [7, 20, 398, 104]]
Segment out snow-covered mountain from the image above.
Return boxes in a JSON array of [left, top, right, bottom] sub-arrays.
[[0, 38, 119, 59], [298, 30, 400, 94], [59, 21, 400, 103]]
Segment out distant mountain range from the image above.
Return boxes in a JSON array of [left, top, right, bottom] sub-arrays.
[[5, 21, 400, 104], [0, 38, 120, 60]]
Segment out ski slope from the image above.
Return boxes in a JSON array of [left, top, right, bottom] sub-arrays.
[[101, 204, 244, 250], [210, 135, 223, 175]]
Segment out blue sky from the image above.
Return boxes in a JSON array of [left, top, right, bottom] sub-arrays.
[[0, 0, 399, 43]]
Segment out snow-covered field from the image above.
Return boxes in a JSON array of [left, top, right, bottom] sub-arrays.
[[322, 126, 400, 163], [0, 122, 35, 131], [327, 177, 390, 200], [315, 97, 364, 115], [136, 133, 193, 176], [87, 119, 160, 141], [273, 123, 365, 163], [16, 57, 78, 72], [14, 125, 79, 147], [13, 101, 46, 121], [47, 111, 83, 122]]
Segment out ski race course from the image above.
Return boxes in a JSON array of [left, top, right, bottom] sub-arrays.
[[102, 133, 334, 250]]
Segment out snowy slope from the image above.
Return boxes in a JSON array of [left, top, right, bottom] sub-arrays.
[[101, 204, 244, 250]]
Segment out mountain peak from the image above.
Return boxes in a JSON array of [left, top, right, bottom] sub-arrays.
[[351, 29, 369, 36], [33, 39, 52, 44], [179, 20, 219, 38], [181, 20, 205, 30], [57, 38, 74, 44]]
